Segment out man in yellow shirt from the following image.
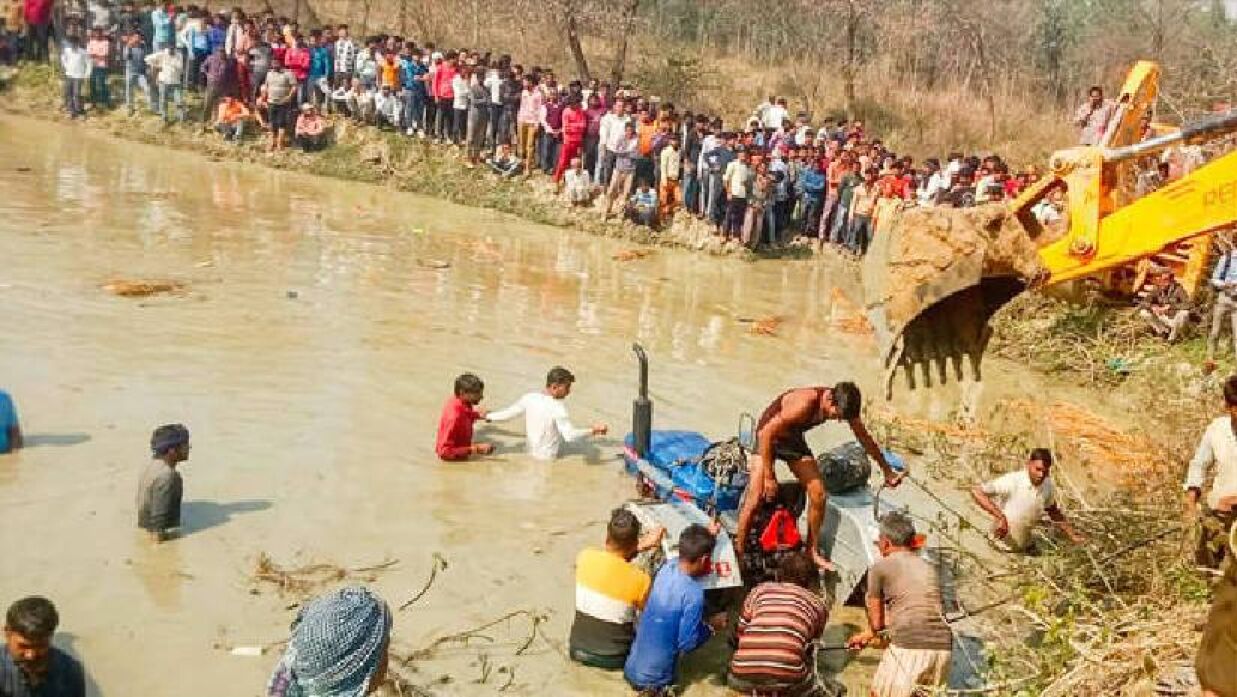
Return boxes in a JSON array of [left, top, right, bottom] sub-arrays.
[[569, 508, 665, 669]]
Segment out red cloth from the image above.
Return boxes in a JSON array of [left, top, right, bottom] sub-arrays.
[[432, 63, 456, 100], [561, 105, 587, 142], [284, 46, 310, 82], [554, 139, 584, 182], [436, 396, 482, 461], [24, 0, 53, 24]]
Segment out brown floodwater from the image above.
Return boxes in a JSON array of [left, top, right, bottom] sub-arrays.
[[0, 115, 1109, 696]]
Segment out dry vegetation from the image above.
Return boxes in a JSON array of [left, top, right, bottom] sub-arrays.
[[263, 0, 1237, 163]]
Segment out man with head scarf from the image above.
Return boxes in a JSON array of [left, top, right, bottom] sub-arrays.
[[268, 586, 393, 697], [136, 423, 191, 543]]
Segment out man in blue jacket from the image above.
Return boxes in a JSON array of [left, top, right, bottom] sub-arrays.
[[624, 524, 728, 694]]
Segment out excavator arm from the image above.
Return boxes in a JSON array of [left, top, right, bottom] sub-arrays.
[[1040, 113, 1237, 285], [861, 60, 1237, 397]]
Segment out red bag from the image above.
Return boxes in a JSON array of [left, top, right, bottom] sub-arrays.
[[759, 508, 802, 552]]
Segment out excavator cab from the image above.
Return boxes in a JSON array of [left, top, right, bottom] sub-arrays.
[[862, 61, 1237, 397]]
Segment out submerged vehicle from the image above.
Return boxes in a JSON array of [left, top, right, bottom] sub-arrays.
[[864, 60, 1237, 395], [619, 344, 908, 607]]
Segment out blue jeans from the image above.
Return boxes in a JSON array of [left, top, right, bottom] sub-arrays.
[[682, 170, 700, 214], [801, 195, 822, 234], [89, 66, 110, 106], [401, 89, 425, 131], [158, 83, 184, 122], [63, 78, 85, 116], [125, 66, 150, 112], [848, 214, 872, 254], [831, 203, 850, 244]]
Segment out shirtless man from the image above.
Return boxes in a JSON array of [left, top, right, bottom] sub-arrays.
[[735, 383, 904, 569]]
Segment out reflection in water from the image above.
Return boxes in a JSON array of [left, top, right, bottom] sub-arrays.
[[132, 536, 186, 611]]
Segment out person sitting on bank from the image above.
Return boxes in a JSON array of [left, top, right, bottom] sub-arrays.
[[971, 448, 1084, 551], [846, 512, 953, 697], [267, 586, 392, 697], [624, 524, 728, 695], [214, 96, 251, 142], [435, 372, 493, 461], [736, 383, 905, 571], [1184, 375, 1237, 570], [487, 143, 522, 178], [563, 156, 594, 206], [0, 388, 21, 454], [136, 423, 191, 543], [625, 183, 658, 228], [486, 366, 607, 461], [569, 508, 666, 670], [2, 596, 85, 697], [295, 103, 328, 152], [727, 551, 827, 696], [1138, 268, 1191, 342]]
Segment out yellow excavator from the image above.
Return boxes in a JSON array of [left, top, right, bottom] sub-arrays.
[[863, 60, 1237, 394]]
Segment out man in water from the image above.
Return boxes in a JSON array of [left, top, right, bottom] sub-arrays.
[[486, 367, 607, 460], [735, 383, 904, 569], [136, 423, 191, 543], [972, 448, 1084, 551], [1, 596, 85, 697]]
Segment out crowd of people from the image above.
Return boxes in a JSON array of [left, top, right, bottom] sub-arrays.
[[6, 0, 1086, 252]]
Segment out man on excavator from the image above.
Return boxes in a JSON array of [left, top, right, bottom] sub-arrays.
[[735, 383, 904, 570]]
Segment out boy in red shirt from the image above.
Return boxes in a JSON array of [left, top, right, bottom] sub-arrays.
[[436, 373, 494, 461]]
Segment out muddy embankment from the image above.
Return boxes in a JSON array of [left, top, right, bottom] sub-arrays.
[[0, 64, 814, 260]]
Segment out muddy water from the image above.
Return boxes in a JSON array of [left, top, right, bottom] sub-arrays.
[[0, 115, 1072, 696]]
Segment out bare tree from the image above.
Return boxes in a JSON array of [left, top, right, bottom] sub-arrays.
[[611, 0, 640, 85]]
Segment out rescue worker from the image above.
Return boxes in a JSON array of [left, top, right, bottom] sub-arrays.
[[735, 383, 904, 570]]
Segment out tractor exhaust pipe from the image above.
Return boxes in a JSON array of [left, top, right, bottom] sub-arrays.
[[632, 343, 653, 459]]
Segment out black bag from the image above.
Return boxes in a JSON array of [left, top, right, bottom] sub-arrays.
[[817, 442, 872, 494]]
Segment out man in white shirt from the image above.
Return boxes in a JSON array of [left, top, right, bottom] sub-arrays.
[[971, 448, 1084, 550], [563, 157, 594, 206], [1185, 375, 1237, 568], [144, 44, 185, 123], [762, 97, 789, 131], [487, 367, 607, 461], [597, 100, 630, 186], [60, 36, 91, 118]]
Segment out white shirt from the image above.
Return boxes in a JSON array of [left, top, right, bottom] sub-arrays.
[[452, 75, 469, 110], [61, 45, 91, 79], [488, 392, 592, 461], [981, 470, 1057, 549], [762, 104, 788, 130], [565, 168, 592, 201], [144, 50, 183, 85], [1186, 416, 1237, 510], [484, 70, 503, 104], [600, 113, 630, 153]]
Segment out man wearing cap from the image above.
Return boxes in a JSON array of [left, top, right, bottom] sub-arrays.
[[486, 367, 607, 461], [136, 424, 191, 543]]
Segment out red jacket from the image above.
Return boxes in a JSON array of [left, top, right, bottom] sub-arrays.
[[562, 106, 587, 143], [432, 63, 456, 100], [436, 396, 482, 461], [25, 0, 53, 24], [283, 46, 310, 81]]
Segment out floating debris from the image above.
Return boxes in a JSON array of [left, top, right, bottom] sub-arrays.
[[612, 249, 653, 262], [417, 259, 451, 269], [101, 279, 186, 297]]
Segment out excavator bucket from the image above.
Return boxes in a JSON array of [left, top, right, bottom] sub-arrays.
[[861, 202, 1047, 397]]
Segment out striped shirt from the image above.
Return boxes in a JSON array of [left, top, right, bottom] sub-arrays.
[[729, 582, 827, 687], [568, 548, 651, 660]]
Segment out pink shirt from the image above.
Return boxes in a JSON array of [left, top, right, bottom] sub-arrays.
[[86, 38, 110, 68], [517, 89, 542, 126]]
